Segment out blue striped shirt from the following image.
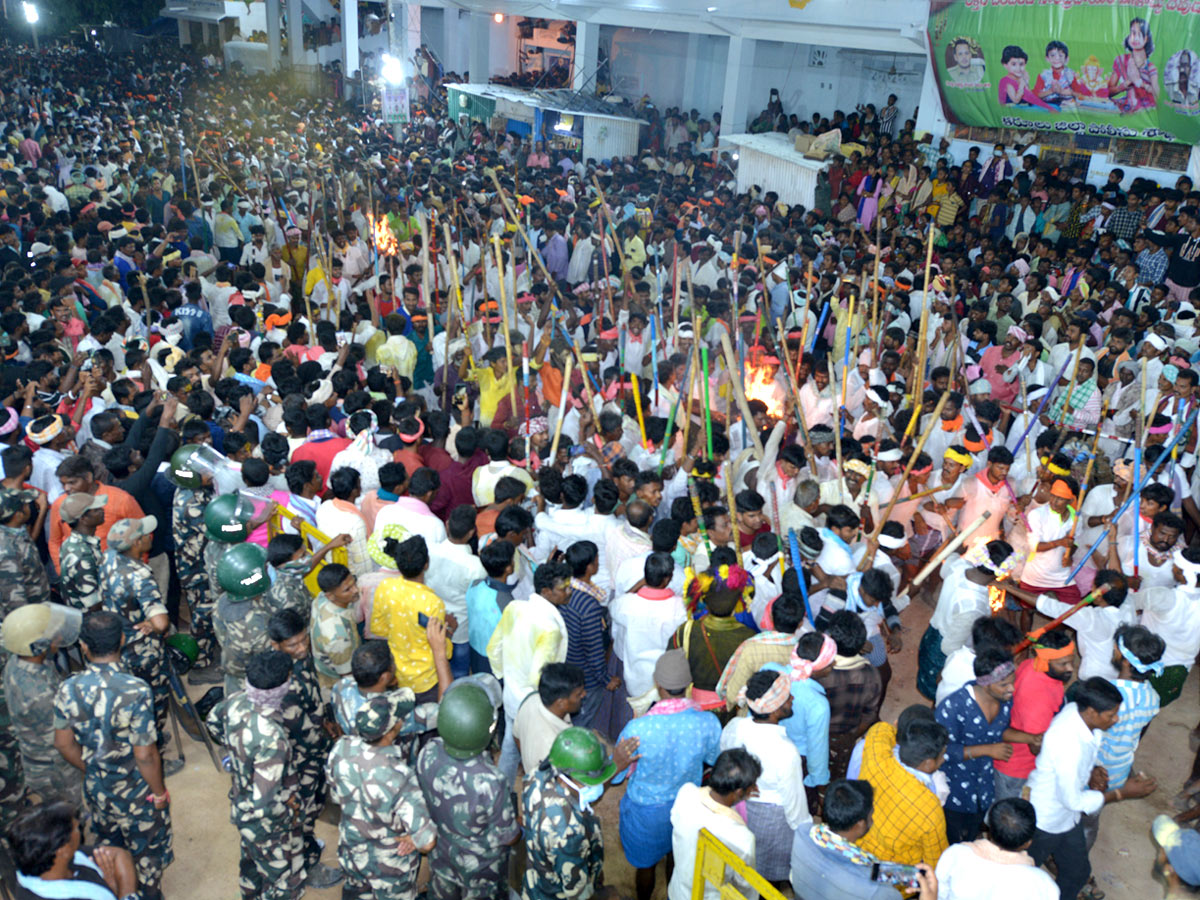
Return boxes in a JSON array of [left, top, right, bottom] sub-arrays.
[[562, 582, 609, 688], [1096, 678, 1159, 788]]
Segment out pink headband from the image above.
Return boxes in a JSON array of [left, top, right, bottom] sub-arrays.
[[399, 420, 426, 443], [598, 328, 619, 341], [0, 407, 17, 436], [1149, 421, 1172, 434], [737, 671, 791, 714], [790, 635, 836, 681]]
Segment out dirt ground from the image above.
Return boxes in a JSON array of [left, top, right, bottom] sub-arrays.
[[160, 596, 1191, 900]]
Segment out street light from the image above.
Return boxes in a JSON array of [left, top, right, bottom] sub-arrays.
[[380, 53, 403, 85], [22, 2, 39, 51]]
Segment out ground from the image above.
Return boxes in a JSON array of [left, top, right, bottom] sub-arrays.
[[161, 596, 1189, 900]]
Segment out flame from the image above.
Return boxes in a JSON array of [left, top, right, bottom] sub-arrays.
[[371, 215, 398, 257], [744, 363, 784, 417], [988, 584, 1006, 613]]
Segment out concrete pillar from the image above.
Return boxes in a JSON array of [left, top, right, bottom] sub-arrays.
[[288, 0, 304, 66], [265, 0, 281, 70], [572, 19, 599, 93], [441, 9, 467, 76], [720, 35, 756, 135], [178, 19, 191, 47], [681, 32, 701, 109], [468, 11, 490, 83], [342, 0, 359, 77]]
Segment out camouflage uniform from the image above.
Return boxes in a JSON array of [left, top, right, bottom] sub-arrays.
[[100, 550, 170, 749], [3, 655, 82, 803], [326, 734, 438, 898], [59, 531, 104, 611], [280, 654, 331, 870], [416, 736, 520, 900], [331, 680, 417, 736], [172, 485, 216, 666], [0, 522, 51, 617], [53, 660, 174, 895], [264, 565, 314, 624], [520, 764, 604, 900], [207, 691, 306, 900], [310, 594, 360, 689], [213, 592, 274, 696], [204, 540, 224, 600], [0, 658, 26, 834]]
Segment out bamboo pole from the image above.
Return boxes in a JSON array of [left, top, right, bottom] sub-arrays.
[[718, 330, 765, 460], [910, 510, 993, 587], [905, 225, 937, 438], [491, 236, 520, 420], [1063, 395, 1111, 567], [549, 358, 574, 465]]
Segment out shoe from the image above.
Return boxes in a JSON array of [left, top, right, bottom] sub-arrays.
[[188, 664, 224, 686], [306, 863, 344, 889], [163, 758, 186, 777]]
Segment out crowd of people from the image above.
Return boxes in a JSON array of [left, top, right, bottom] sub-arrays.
[[1, 30, 1200, 900]]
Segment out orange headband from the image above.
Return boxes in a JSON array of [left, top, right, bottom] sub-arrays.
[[1050, 479, 1076, 500], [1033, 641, 1076, 672]]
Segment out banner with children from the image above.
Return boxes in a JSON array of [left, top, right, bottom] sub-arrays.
[[927, 0, 1200, 144]]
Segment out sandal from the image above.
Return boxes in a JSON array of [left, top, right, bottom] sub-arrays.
[[1079, 878, 1106, 900]]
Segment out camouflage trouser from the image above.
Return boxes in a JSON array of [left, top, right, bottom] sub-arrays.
[[185, 584, 218, 668], [343, 869, 421, 900], [86, 778, 174, 895], [129, 663, 171, 753], [236, 819, 307, 900], [295, 753, 327, 869], [22, 754, 83, 805], [0, 727, 25, 834], [428, 851, 510, 900]]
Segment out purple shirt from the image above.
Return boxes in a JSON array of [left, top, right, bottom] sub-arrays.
[[543, 233, 569, 282]]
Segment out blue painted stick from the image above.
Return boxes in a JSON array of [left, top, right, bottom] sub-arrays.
[[788, 528, 815, 625], [1010, 352, 1076, 457]]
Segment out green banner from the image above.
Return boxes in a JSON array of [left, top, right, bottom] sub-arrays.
[[928, 0, 1200, 143]]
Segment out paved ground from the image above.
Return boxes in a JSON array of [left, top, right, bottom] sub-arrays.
[[160, 595, 1189, 900]]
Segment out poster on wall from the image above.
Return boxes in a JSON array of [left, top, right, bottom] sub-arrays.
[[381, 86, 409, 125], [927, 0, 1200, 144]]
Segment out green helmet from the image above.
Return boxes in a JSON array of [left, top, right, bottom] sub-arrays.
[[165, 633, 200, 674], [437, 683, 495, 759], [204, 493, 254, 542], [167, 443, 222, 489], [217, 543, 269, 598], [548, 727, 615, 785]]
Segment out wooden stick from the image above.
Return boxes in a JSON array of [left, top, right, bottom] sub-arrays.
[[725, 460, 744, 567], [1013, 583, 1112, 653], [910, 510, 993, 587], [905, 225, 937, 438], [492, 236, 520, 421], [858, 389, 952, 568], [1058, 340, 1085, 426], [829, 356, 846, 502], [776, 317, 815, 464], [718, 330, 765, 460], [1018, 374, 1033, 474], [549, 358, 574, 465], [870, 210, 883, 366], [1063, 395, 1110, 567], [631, 373, 649, 449]]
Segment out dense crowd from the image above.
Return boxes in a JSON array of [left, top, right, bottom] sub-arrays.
[[1, 32, 1200, 900]]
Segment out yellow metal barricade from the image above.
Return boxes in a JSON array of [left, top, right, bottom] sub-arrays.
[[267, 506, 349, 596], [691, 827, 786, 900]]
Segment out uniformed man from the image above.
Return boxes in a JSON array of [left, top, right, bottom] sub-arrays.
[[213, 543, 275, 697], [195, 492, 255, 686], [417, 678, 521, 900], [267, 608, 343, 890], [53, 611, 173, 900], [264, 531, 354, 624], [521, 727, 638, 900], [327, 692, 438, 899], [0, 487, 51, 617], [99, 516, 175, 766], [169, 445, 218, 674], [1, 603, 84, 804], [57, 492, 107, 612], [207, 649, 306, 900]]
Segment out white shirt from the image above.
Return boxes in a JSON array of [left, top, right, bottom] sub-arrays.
[[315, 500, 374, 577], [1136, 584, 1200, 669], [424, 541, 485, 645], [1035, 591, 1134, 681], [532, 507, 597, 562], [935, 841, 1058, 900], [373, 499, 446, 548], [935, 646, 977, 706], [668, 783, 757, 900], [488, 592, 569, 714], [609, 587, 686, 697], [929, 557, 991, 656], [1020, 504, 1074, 588], [31, 447, 70, 503], [719, 717, 810, 829], [1025, 703, 1106, 834]]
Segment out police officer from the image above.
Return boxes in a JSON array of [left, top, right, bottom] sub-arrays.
[[57, 492, 107, 611], [267, 608, 343, 890], [0, 487, 51, 617], [207, 649, 306, 900], [53, 611, 173, 900], [327, 692, 438, 899], [100, 516, 175, 767], [169, 445, 218, 677], [521, 727, 638, 900], [417, 678, 521, 900], [213, 543, 275, 697], [1, 603, 84, 804]]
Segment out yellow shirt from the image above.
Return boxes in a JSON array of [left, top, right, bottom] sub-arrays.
[[471, 365, 517, 426], [369, 576, 452, 694]]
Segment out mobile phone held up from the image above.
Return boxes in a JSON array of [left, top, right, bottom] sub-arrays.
[[871, 862, 920, 892], [417, 612, 430, 628]]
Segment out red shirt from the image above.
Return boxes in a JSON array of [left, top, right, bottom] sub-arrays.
[[431, 449, 487, 520], [994, 657, 1065, 778], [291, 435, 352, 486]]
